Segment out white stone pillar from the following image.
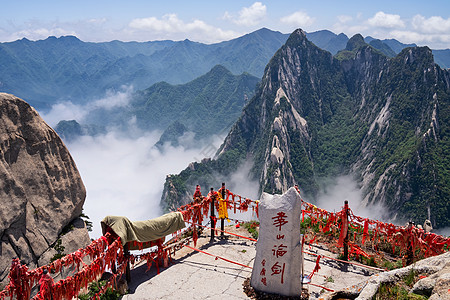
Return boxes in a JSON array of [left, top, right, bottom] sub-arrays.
[[250, 187, 302, 296]]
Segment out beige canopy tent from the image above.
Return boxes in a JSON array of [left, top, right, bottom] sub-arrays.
[[101, 212, 185, 250]]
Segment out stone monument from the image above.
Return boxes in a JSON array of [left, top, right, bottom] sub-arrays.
[[250, 187, 303, 296]]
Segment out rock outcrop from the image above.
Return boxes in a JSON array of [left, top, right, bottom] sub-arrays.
[[321, 251, 450, 300], [0, 93, 90, 288]]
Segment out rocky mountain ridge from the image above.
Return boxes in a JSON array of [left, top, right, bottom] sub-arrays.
[[162, 29, 450, 229]]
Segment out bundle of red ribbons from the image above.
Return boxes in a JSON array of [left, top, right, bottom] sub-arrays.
[[177, 188, 259, 245], [0, 235, 124, 300], [299, 188, 450, 261]]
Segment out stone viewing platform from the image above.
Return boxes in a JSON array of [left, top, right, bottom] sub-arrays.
[[121, 225, 381, 300]]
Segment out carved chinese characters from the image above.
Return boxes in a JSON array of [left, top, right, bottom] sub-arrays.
[[250, 187, 302, 296]]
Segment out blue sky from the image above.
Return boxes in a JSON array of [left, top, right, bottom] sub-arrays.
[[1, 0, 449, 49]]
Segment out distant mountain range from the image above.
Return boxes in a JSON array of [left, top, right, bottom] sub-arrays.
[[0, 28, 285, 109], [1, 28, 449, 110]]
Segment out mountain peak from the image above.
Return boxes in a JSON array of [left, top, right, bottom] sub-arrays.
[[209, 64, 231, 74], [254, 27, 274, 34], [42, 35, 82, 44], [345, 34, 367, 51], [396, 46, 434, 68], [292, 28, 307, 39], [284, 28, 309, 48], [60, 35, 81, 40]]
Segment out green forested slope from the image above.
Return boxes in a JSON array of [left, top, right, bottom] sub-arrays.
[[128, 65, 259, 138]]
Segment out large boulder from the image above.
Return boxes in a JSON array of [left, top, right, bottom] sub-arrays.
[[0, 93, 89, 288]]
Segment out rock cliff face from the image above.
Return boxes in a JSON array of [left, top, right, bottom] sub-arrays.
[[162, 29, 450, 229], [0, 93, 90, 287]]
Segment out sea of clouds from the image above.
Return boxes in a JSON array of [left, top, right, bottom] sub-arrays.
[[313, 175, 387, 222], [39, 87, 259, 237]]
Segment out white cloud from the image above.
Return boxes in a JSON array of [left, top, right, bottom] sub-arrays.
[[0, 19, 110, 42], [40, 86, 134, 127], [412, 15, 450, 34], [1, 16, 239, 44], [434, 227, 450, 237], [367, 11, 405, 29], [226, 160, 259, 200], [331, 11, 450, 49], [332, 13, 366, 36], [389, 30, 425, 44], [128, 14, 238, 43], [390, 29, 450, 48], [90, 85, 134, 110], [87, 18, 107, 24], [387, 15, 450, 48], [280, 11, 315, 28], [40, 102, 88, 127], [8, 27, 77, 41], [352, 12, 450, 49], [237, 2, 267, 26], [337, 15, 353, 24], [222, 11, 232, 22], [312, 175, 388, 222], [223, 2, 267, 26], [332, 21, 368, 38], [129, 14, 177, 32]]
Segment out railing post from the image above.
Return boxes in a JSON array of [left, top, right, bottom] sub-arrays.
[[221, 182, 225, 239], [406, 221, 414, 265], [210, 187, 215, 242], [112, 256, 117, 274], [343, 200, 349, 261], [125, 242, 131, 283]]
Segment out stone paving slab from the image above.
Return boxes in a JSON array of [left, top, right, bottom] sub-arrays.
[[122, 228, 377, 299], [123, 230, 256, 300]]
